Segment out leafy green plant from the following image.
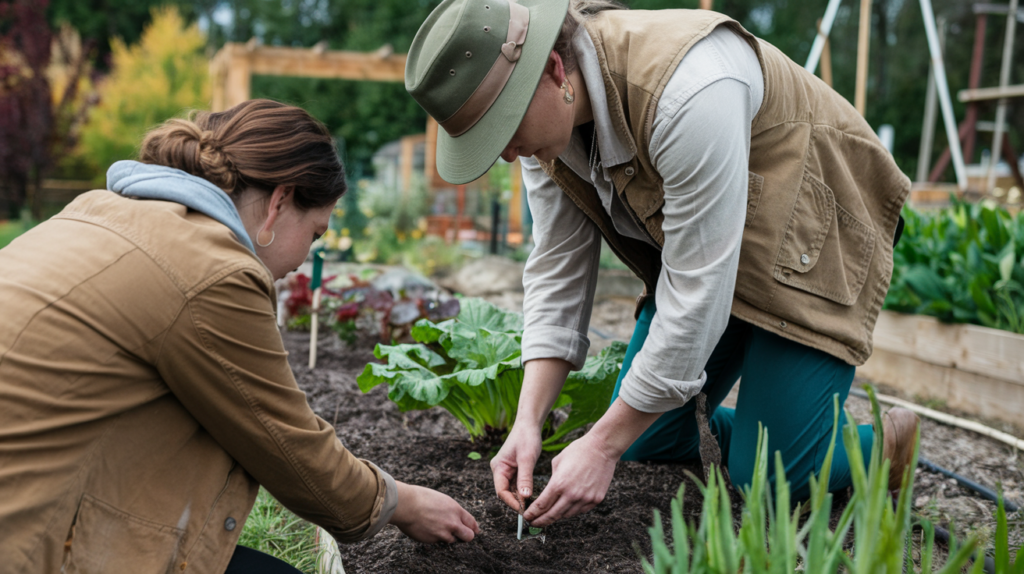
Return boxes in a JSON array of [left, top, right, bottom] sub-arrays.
[[886, 200, 1024, 333], [357, 298, 626, 449], [640, 388, 1017, 573]]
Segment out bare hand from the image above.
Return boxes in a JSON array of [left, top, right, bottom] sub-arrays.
[[522, 433, 617, 527], [490, 422, 542, 511], [390, 481, 479, 543]]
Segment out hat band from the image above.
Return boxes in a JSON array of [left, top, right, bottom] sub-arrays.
[[439, 0, 530, 137]]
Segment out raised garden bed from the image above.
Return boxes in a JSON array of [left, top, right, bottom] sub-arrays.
[[859, 310, 1024, 431]]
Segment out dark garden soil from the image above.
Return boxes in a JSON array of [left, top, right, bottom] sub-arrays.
[[282, 294, 1023, 572], [285, 330, 703, 573]]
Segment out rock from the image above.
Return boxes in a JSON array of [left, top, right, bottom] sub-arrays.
[[437, 256, 525, 296], [915, 495, 930, 508]]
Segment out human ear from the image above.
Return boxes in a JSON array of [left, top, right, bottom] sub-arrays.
[[262, 185, 295, 230], [545, 50, 567, 86]]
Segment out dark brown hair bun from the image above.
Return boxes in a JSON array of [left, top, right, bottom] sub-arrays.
[[139, 99, 346, 209]]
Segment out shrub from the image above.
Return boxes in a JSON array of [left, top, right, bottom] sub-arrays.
[[887, 200, 1024, 334]]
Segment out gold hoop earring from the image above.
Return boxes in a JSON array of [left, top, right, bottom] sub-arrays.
[[561, 79, 575, 104], [257, 230, 275, 247]]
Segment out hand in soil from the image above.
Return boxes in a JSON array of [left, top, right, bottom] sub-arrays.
[[490, 421, 542, 511], [522, 433, 617, 527], [390, 481, 479, 543]]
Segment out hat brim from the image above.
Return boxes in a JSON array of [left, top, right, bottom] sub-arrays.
[[435, 0, 571, 185]]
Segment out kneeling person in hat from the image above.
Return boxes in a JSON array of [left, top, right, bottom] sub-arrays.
[[406, 0, 920, 528]]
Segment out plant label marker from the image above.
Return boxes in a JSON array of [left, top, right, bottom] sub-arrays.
[[309, 249, 324, 369]]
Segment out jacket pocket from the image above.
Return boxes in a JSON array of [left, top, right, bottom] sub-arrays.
[[746, 172, 764, 227], [64, 495, 185, 574], [773, 174, 875, 306]]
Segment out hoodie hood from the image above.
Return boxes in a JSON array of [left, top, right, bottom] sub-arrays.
[[107, 160, 255, 252]]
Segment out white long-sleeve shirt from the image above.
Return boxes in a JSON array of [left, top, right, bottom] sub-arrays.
[[520, 24, 764, 414]]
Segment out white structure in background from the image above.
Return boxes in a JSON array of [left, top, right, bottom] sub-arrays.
[[877, 124, 895, 154], [805, 0, 967, 189]]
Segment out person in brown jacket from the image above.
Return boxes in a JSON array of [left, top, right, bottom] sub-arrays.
[[0, 99, 478, 574], [404, 0, 921, 529]]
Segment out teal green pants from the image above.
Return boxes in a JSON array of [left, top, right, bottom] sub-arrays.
[[611, 299, 874, 500]]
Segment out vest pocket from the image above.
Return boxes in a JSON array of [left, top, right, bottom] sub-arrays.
[[773, 174, 875, 306], [64, 495, 184, 574]]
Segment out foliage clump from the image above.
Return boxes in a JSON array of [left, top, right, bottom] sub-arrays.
[[642, 388, 1023, 574], [358, 298, 625, 449], [887, 200, 1024, 334], [75, 6, 208, 183]]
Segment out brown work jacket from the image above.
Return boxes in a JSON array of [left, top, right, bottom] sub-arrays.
[[0, 191, 392, 573], [542, 10, 910, 366]]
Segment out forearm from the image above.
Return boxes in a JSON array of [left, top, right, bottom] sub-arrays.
[[516, 358, 573, 427], [586, 398, 662, 459]]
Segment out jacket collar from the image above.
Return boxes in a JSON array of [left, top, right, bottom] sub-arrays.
[[107, 160, 255, 252]]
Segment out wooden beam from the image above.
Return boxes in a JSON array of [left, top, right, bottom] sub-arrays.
[[246, 45, 406, 82], [209, 42, 406, 112], [958, 83, 1024, 102], [974, 2, 1024, 21]]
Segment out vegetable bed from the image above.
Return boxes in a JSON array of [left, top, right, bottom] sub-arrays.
[[286, 329, 701, 573], [281, 327, 1023, 573]]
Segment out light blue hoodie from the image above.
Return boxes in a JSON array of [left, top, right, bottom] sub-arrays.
[[106, 160, 255, 252]]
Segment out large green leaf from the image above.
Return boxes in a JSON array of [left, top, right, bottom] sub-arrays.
[[451, 297, 524, 333], [542, 341, 627, 449]]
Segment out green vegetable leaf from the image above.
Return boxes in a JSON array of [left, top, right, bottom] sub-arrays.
[[542, 341, 627, 449], [360, 298, 625, 448], [467, 451, 482, 460]]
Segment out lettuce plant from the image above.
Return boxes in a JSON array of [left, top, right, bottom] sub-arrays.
[[640, 388, 1024, 573], [357, 298, 626, 449]]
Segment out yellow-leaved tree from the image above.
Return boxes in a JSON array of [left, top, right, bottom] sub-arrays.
[[76, 6, 208, 183]]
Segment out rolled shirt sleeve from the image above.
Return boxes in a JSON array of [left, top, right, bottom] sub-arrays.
[[520, 155, 602, 370], [156, 268, 396, 542], [617, 51, 760, 413]]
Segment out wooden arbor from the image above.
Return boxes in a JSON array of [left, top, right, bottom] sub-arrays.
[[208, 40, 524, 243]]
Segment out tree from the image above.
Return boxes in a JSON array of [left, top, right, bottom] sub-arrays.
[[0, 0, 53, 220], [75, 6, 209, 183]]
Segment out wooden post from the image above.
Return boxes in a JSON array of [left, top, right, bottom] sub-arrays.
[[920, 0, 968, 190], [699, 0, 712, 10], [425, 117, 439, 189], [400, 135, 416, 195], [308, 249, 324, 369], [508, 158, 522, 242], [805, 0, 843, 74], [818, 19, 833, 87], [987, 0, 1019, 193], [855, 0, 872, 116], [917, 17, 945, 182]]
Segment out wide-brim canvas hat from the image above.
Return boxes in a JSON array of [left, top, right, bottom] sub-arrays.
[[406, 0, 571, 185]]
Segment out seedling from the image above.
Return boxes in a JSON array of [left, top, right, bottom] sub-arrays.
[[516, 497, 545, 542]]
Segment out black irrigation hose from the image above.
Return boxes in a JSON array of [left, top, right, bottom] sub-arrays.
[[918, 457, 1021, 513], [924, 523, 997, 574]]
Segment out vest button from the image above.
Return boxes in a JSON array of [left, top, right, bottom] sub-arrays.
[[224, 517, 236, 531], [800, 254, 810, 265], [624, 167, 635, 176]]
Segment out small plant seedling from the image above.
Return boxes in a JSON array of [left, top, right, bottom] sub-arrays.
[[467, 451, 482, 460], [516, 497, 545, 542]]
